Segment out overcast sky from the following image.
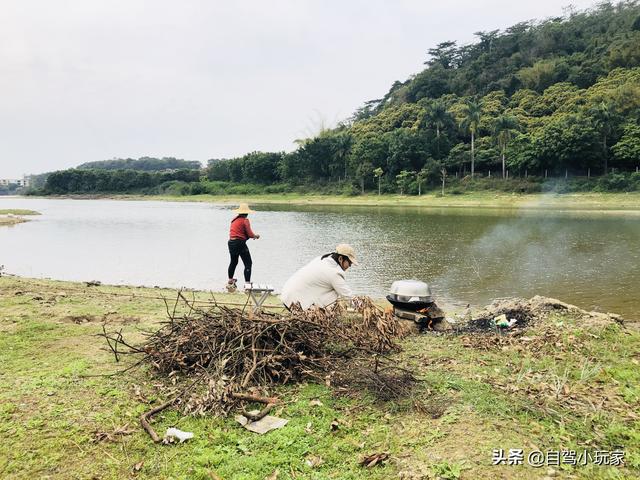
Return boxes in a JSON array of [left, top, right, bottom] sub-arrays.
[[1, 0, 599, 178]]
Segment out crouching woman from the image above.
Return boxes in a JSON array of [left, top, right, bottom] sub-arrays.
[[280, 244, 357, 309]]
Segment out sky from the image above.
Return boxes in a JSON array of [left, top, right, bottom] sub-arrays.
[[1, 0, 600, 178]]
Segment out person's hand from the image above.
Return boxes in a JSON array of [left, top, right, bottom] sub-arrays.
[[254, 234, 260, 239]]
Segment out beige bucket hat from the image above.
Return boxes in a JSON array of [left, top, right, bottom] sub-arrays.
[[335, 243, 358, 265], [233, 203, 255, 214]]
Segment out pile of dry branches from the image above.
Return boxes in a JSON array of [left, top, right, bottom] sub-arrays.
[[102, 294, 408, 439]]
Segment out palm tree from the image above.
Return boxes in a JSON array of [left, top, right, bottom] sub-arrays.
[[334, 133, 353, 180], [425, 100, 451, 158], [373, 167, 383, 195], [460, 100, 482, 177], [493, 115, 519, 178], [416, 167, 429, 195]]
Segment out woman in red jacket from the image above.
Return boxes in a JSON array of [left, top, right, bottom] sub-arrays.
[[227, 203, 260, 289]]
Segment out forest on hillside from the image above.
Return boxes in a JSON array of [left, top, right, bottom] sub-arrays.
[[38, 1, 640, 196], [76, 157, 201, 171], [206, 1, 640, 194]]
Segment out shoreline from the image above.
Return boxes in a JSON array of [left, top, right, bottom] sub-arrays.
[[0, 216, 28, 226], [3, 274, 629, 319], [0, 210, 40, 227], [13, 191, 640, 211]]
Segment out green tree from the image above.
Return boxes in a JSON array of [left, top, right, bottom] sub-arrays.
[[426, 41, 459, 69], [350, 133, 388, 172], [612, 122, 640, 168], [333, 132, 353, 179], [493, 115, 519, 178], [295, 136, 335, 180], [396, 170, 415, 195], [460, 100, 482, 177], [241, 152, 282, 184], [533, 113, 601, 174], [589, 101, 619, 174], [516, 59, 560, 92], [355, 161, 373, 194], [385, 128, 429, 176], [440, 168, 447, 196], [416, 168, 427, 195], [423, 100, 452, 158], [373, 167, 384, 195]]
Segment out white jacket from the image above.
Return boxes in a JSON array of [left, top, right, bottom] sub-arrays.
[[280, 256, 353, 309]]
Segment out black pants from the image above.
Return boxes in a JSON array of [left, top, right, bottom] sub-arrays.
[[228, 239, 252, 282]]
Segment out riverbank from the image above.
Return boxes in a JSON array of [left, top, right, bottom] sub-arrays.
[[0, 217, 27, 226], [1, 275, 637, 479], [28, 191, 640, 211], [0, 209, 40, 226]]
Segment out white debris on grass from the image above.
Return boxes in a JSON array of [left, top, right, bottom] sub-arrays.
[[164, 427, 194, 443]]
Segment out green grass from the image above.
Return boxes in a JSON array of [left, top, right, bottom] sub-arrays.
[[1, 276, 638, 479], [51, 191, 640, 211], [0, 209, 41, 215]]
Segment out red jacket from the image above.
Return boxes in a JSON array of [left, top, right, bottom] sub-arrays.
[[229, 216, 256, 240]]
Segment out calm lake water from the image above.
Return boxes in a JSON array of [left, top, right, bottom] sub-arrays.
[[1, 197, 639, 319]]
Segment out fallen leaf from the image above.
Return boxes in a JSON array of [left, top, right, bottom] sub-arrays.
[[309, 399, 323, 407], [133, 385, 147, 401], [132, 461, 144, 472], [93, 432, 112, 442], [93, 424, 134, 443], [360, 452, 389, 468], [305, 455, 323, 468]]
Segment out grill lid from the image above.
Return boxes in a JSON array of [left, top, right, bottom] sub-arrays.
[[389, 280, 433, 303]]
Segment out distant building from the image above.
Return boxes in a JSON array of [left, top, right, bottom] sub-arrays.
[[0, 176, 31, 187]]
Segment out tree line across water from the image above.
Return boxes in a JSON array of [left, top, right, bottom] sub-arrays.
[[34, 2, 640, 196]]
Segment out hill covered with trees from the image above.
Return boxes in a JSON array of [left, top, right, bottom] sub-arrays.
[[77, 157, 201, 171], [206, 1, 640, 194], [38, 2, 640, 196], [35, 157, 203, 195]]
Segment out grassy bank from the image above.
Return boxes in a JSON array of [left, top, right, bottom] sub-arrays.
[[0, 209, 41, 226], [0, 209, 41, 216], [0, 217, 27, 226], [35, 191, 640, 211], [1, 276, 638, 479]]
